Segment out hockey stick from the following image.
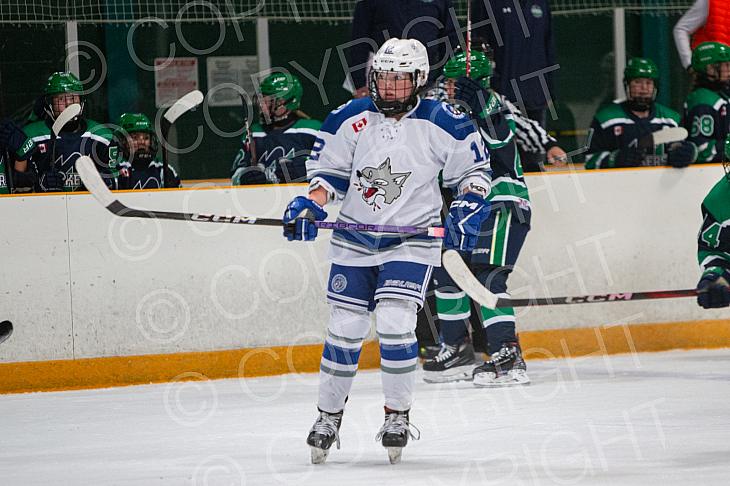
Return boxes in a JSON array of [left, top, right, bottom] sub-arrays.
[[442, 250, 698, 309], [652, 126, 688, 146], [0, 320, 13, 345], [240, 93, 257, 167], [160, 90, 204, 188], [638, 126, 688, 151], [50, 103, 82, 176], [465, 0, 472, 77], [75, 156, 446, 236]]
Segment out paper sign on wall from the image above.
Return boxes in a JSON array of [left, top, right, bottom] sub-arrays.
[[154, 57, 199, 108]]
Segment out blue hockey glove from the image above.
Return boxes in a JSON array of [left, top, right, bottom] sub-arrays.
[[283, 196, 328, 241], [0, 118, 28, 154], [697, 273, 730, 309], [666, 141, 696, 168], [615, 146, 645, 167], [444, 192, 490, 252], [454, 76, 490, 116]]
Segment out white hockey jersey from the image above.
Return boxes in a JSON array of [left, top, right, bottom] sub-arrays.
[[307, 97, 492, 267]]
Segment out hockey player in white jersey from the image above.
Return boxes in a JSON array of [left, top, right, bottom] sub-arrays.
[[282, 38, 492, 464]]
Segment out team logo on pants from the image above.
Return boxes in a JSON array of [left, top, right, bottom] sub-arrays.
[[331, 274, 348, 293], [354, 158, 411, 211]]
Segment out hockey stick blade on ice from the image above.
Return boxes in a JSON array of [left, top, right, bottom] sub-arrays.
[[442, 250, 697, 309], [75, 156, 445, 236], [0, 320, 13, 345]]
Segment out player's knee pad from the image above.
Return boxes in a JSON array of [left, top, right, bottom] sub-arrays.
[[374, 298, 418, 336], [328, 304, 371, 342]]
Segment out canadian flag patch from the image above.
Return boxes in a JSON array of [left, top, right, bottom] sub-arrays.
[[352, 118, 367, 133]]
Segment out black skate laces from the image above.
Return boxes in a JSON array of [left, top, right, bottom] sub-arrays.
[[311, 412, 342, 449], [375, 413, 421, 442]]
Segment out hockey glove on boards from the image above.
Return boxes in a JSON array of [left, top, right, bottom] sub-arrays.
[[696, 273, 730, 309], [444, 192, 490, 252], [283, 196, 328, 241], [615, 146, 645, 167], [454, 76, 490, 115], [665, 141, 697, 168]]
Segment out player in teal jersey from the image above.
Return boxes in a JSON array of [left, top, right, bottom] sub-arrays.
[[683, 42, 730, 163], [696, 134, 730, 309], [13, 72, 116, 192], [231, 72, 322, 185], [422, 49, 530, 387], [586, 57, 696, 169]]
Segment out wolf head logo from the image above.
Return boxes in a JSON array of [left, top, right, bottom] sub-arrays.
[[355, 158, 411, 210]]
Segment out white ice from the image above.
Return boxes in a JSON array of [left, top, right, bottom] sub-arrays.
[[1, 349, 729, 486]]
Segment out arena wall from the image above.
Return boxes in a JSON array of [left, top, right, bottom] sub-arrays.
[[1, 166, 728, 392]]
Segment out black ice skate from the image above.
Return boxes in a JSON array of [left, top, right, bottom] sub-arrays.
[[375, 408, 420, 464], [422, 341, 476, 383], [472, 342, 530, 387], [306, 409, 343, 464]]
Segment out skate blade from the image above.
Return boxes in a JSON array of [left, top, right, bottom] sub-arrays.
[[387, 447, 402, 464], [310, 446, 329, 464], [423, 367, 474, 384], [473, 373, 531, 388]]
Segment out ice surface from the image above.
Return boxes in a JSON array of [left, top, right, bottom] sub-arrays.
[[1, 349, 729, 485]]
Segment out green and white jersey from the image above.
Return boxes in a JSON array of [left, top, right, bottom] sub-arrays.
[[585, 101, 681, 169], [683, 88, 730, 163], [477, 91, 530, 211], [698, 175, 730, 280], [16, 118, 116, 192]]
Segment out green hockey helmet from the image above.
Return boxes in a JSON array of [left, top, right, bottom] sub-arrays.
[[691, 42, 730, 74], [44, 72, 83, 96], [43, 71, 85, 121], [692, 42, 730, 93], [623, 57, 658, 112], [115, 112, 158, 163], [623, 57, 659, 83], [258, 72, 303, 124], [443, 50, 493, 88]]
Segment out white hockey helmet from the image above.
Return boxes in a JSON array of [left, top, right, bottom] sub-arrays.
[[370, 38, 430, 114]]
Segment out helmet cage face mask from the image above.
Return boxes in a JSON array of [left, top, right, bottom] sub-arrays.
[[369, 38, 429, 115], [118, 130, 158, 164], [258, 95, 291, 125], [369, 70, 421, 115], [701, 62, 730, 93], [624, 78, 657, 112], [43, 72, 85, 122]]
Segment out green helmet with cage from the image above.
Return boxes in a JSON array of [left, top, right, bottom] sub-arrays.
[[692, 42, 730, 92], [443, 50, 493, 88], [258, 72, 303, 124], [115, 112, 159, 163], [43, 71, 85, 121], [623, 57, 659, 112]]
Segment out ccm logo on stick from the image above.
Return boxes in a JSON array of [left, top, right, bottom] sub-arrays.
[[564, 293, 634, 304]]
